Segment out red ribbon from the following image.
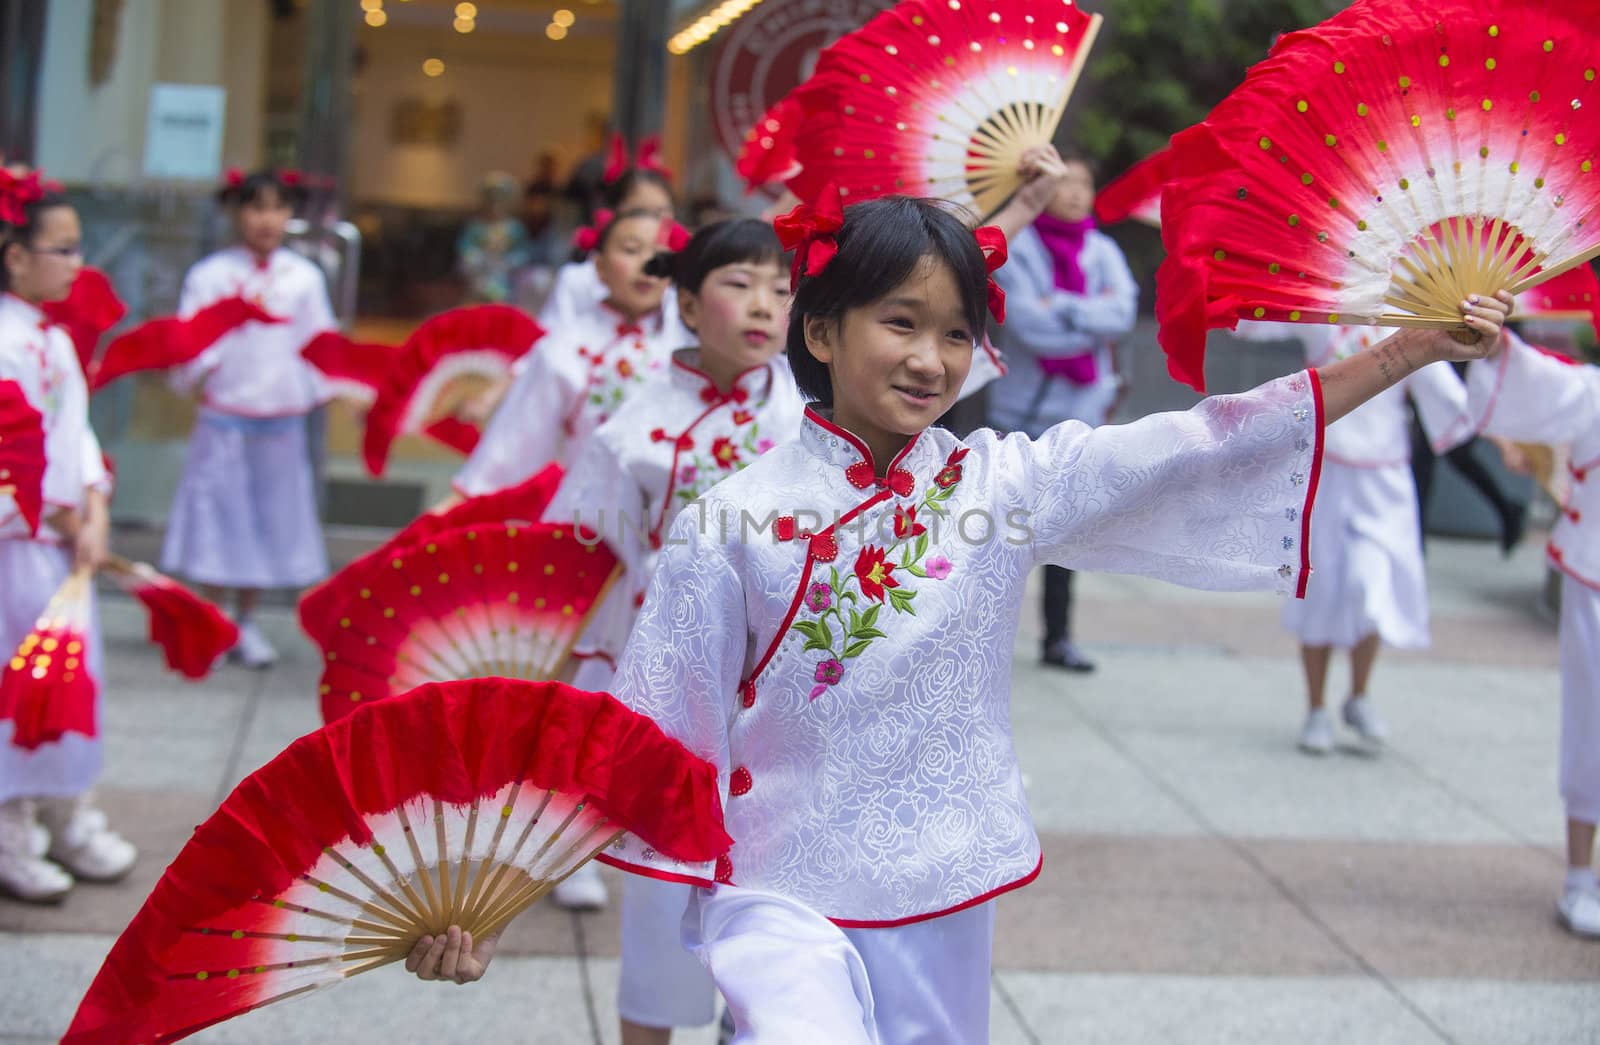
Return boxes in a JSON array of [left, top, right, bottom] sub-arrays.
[[223, 167, 245, 188], [0, 168, 47, 227], [974, 225, 1008, 324], [773, 185, 846, 292], [660, 220, 692, 252], [602, 132, 674, 184], [280, 169, 304, 187], [572, 208, 616, 253]]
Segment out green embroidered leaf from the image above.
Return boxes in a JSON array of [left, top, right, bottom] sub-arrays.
[[794, 619, 833, 653], [907, 564, 927, 578], [860, 604, 880, 630], [848, 608, 863, 635], [854, 627, 888, 641], [913, 534, 930, 562], [887, 587, 916, 614], [842, 639, 872, 659], [676, 489, 697, 502]]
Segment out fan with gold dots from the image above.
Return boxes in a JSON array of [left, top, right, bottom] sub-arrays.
[[787, 0, 1103, 217], [311, 523, 619, 724], [1156, 0, 1600, 391], [64, 678, 731, 1044]]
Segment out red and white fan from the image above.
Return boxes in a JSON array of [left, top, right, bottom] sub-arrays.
[[1094, 146, 1172, 228], [1156, 0, 1600, 390], [298, 464, 565, 645], [0, 378, 45, 535], [312, 522, 618, 723], [42, 267, 128, 377], [88, 297, 284, 392], [787, 0, 1103, 217], [0, 569, 95, 751], [63, 677, 732, 1045], [300, 331, 397, 408], [103, 557, 238, 680], [1515, 262, 1600, 336], [735, 96, 807, 193], [361, 305, 545, 476]]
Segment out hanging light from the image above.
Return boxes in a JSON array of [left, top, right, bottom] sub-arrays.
[[668, 0, 766, 55], [423, 57, 445, 77]]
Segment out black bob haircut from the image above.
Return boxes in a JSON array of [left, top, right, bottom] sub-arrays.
[[585, 206, 669, 257], [0, 189, 74, 293], [785, 196, 988, 407], [603, 168, 676, 213], [642, 218, 784, 293], [217, 169, 307, 208]]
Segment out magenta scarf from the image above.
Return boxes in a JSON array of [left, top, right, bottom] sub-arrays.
[[1031, 213, 1099, 384]]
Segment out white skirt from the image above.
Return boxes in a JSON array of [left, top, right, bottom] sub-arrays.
[[1283, 459, 1429, 650], [161, 410, 328, 589], [0, 540, 103, 803], [685, 885, 994, 1045], [618, 874, 717, 1028], [1560, 576, 1600, 824]]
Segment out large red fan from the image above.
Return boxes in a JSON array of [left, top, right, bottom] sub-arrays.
[[1515, 262, 1600, 336], [0, 570, 96, 751], [0, 379, 44, 535], [735, 96, 806, 193], [1156, 0, 1600, 390], [63, 677, 731, 1045], [787, 0, 1103, 217], [43, 268, 128, 376], [1095, 146, 1171, 228], [313, 522, 617, 723], [88, 297, 284, 392], [300, 331, 396, 408], [298, 464, 565, 644], [361, 305, 545, 476], [103, 557, 238, 680]]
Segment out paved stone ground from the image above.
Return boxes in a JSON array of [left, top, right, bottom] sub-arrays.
[[1, 529, 1596, 1044]]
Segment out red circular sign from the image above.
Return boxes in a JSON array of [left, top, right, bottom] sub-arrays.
[[709, 1, 893, 171]]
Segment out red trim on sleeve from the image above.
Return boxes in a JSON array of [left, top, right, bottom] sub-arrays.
[[1296, 368, 1326, 600], [595, 851, 716, 888]]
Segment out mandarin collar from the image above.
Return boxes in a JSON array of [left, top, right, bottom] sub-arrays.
[[1, 292, 47, 329], [799, 407, 930, 496], [669, 348, 774, 405], [600, 300, 663, 338]]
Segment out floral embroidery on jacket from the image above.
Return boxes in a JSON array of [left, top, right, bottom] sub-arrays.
[[794, 445, 969, 701], [672, 416, 770, 505]]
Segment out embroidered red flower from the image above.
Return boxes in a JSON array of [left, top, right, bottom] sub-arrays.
[[935, 446, 970, 489], [893, 504, 926, 540], [854, 545, 899, 602], [808, 658, 845, 701], [712, 436, 741, 469], [732, 409, 755, 425], [617, 358, 635, 379]]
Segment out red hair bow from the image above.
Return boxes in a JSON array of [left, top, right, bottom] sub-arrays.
[[660, 220, 692, 252], [974, 225, 1008, 324], [773, 186, 846, 292], [223, 167, 245, 188], [0, 168, 47, 227], [603, 133, 674, 184], [279, 169, 304, 187], [572, 208, 616, 253]]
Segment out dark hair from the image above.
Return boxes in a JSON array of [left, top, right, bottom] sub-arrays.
[[591, 206, 666, 256], [642, 218, 783, 292], [217, 169, 307, 208], [785, 196, 987, 407], [1057, 146, 1101, 185], [603, 168, 675, 213], [0, 190, 74, 293]]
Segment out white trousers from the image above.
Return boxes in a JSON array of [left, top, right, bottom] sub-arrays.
[[1560, 576, 1600, 824], [618, 875, 717, 1027]]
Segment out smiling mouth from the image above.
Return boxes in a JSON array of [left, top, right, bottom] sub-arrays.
[[742, 330, 771, 345], [893, 385, 940, 403]]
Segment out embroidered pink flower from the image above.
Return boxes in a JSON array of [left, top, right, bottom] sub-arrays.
[[712, 436, 741, 469], [809, 657, 845, 700], [854, 545, 899, 602], [805, 582, 832, 612], [678, 463, 698, 484], [892, 503, 927, 540], [925, 555, 953, 580], [755, 437, 776, 453]]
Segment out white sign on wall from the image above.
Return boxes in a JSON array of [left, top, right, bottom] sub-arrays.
[[143, 84, 227, 180]]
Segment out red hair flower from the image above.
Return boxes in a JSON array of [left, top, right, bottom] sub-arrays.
[[572, 208, 616, 253], [974, 225, 1008, 324], [603, 133, 674, 184], [773, 185, 846, 292]]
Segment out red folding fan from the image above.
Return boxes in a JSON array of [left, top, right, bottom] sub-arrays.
[[735, 96, 807, 193], [89, 297, 284, 392], [298, 464, 565, 645], [786, 0, 1103, 217], [1515, 262, 1600, 336], [361, 305, 545, 476], [314, 522, 618, 723], [1156, 0, 1600, 390], [0, 569, 96, 751], [300, 330, 397, 408], [421, 416, 481, 456], [63, 677, 731, 1045], [0, 379, 44, 535], [43, 268, 128, 376], [1095, 146, 1171, 228], [103, 557, 238, 680]]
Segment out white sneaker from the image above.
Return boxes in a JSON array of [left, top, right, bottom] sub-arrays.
[[40, 801, 137, 883], [1298, 708, 1334, 754], [1558, 888, 1600, 938], [0, 847, 73, 903], [552, 861, 608, 911], [229, 620, 279, 669], [1341, 696, 1389, 745]]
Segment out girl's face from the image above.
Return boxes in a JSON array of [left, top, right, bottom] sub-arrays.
[[6, 206, 83, 304], [237, 188, 292, 256], [678, 257, 790, 381], [618, 180, 675, 221], [1045, 161, 1096, 223], [805, 255, 975, 456], [595, 215, 669, 319]]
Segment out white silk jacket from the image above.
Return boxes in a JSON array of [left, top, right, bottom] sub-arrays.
[[599, 371, 1327, 926]]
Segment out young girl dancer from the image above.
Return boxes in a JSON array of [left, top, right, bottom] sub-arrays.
[[450, 209, 686, 501], [161, 170, 336, 668], [546, 218, 802, 1044], [0, 178, 137, 902], [1236, 322, 1473, 753], [1465, 325, 1600, 938]]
